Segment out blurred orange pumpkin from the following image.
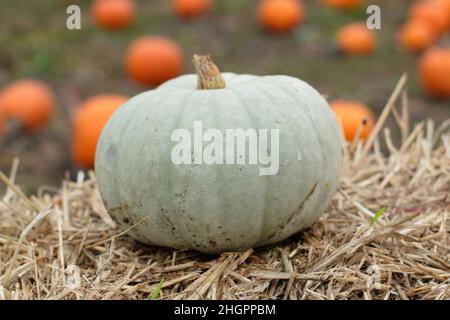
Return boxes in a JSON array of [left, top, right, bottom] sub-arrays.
[[125, 36, 184, 86], [432, 0, 450, 16], [322, 0, 361, 10], [398, 19, 437, 52], [172, 0, 212, 20], [258, 0, 305, 33], [0, 79, 55, 133], [337, 23, 376, 56], [91, 0, 135, 30], [330, 100, 375, 141], [72, 94, 129, 168], [409, 0, 450, 35], [419, 48, 450, 98]]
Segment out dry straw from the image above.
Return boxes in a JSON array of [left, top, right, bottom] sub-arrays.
[[0, 75, 449, 300]]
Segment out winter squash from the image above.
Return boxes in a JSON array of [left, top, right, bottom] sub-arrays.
[[330, 100, 375, 141], [398, 20, 437, 52], [419, 48, 450, 98], [72, 94, 129, 168], [172, 0, 212, 20], [91, 0, 135, 30], [409, 0, 450, 35], [95, 55, 343, 254], [0, 79, 55, 133], [322, 0, 361, 10], [337, 22, 376, 56], [258, 0, 306, 33], [125, 36, 184, 86]]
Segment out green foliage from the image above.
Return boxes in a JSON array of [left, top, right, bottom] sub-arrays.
[[150, 278, 164, 300], [371, 207, 386, 225]]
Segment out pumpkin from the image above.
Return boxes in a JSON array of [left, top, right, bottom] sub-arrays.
[[257, 0, 306, 33], [330, 100, 375, 141], [398, 20, 437, 52], [418, 48, 450, 98], [72, 94, 129, 168], [0, 79, 55, 133], [337, 22, 376, 56], [91, 0, 135, 30], [432, 0, 450, 16], [322, 0, 361, 10], [125, 36, 184, 86], [95, 55, 343, 254], [172, 0, 212, 20], [409, 0, 450, 35]]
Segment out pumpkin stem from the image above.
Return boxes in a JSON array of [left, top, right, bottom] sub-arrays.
[[193, 54, 226, 90]]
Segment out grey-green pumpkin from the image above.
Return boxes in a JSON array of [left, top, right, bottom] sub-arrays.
[[95, 55, 343, 254]]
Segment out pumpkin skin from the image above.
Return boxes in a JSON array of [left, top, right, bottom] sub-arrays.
[[91, 0, 135, 30], [95, 57, 343, 254], [419, 48, 450, 98], [258, 0, 306, 33], [330, 100, 375, 141], [125, 36, 184, 86], [398, 20, 437, 52], [0, 79, 55, 133], [172, 0, 212, 20], [409, 0, 450, 35], [337, 23, 376, 56], [432, 0, 450, 17], [72, 94, 129, 169], [322, 0, 361, 10]]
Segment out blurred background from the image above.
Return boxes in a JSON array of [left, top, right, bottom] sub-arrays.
[[0, 0, 449, 193]]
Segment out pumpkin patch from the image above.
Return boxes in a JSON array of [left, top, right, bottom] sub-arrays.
[[0, 0, 449, 301]]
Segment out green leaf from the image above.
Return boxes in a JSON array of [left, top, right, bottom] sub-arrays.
[[371, 207, 386, 225], [150, 278, 164, 300]]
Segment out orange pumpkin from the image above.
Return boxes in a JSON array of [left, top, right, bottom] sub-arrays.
[[91, 0, 135, 30], [322, 0, 361, 10], [172, 0, 212, 20], [419, 48, 450, 98], [258, 0, 306, 33], [0, 79, 55, 133], [409, 0, 450, 35], [72, 94, 129, 168], [125, 36, 184, 86], [337, 22, 376, 56], [330, 100, 375, 141], [398, 19, 437, 52], [432, 0, 450, 16]]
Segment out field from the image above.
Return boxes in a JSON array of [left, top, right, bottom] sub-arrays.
[[0, 0, 449, 300], [0, 0, 449, 189]]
